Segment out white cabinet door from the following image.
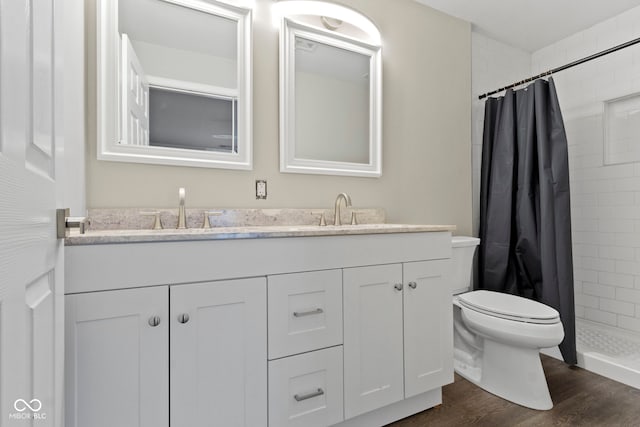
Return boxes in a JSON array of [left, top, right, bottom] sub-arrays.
[[65, 287, 169, 427], [170, 277, 267, 427], [343, 264, 404, 419], [403, 260, 454, 398]]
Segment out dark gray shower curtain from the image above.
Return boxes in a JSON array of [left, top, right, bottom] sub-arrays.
[[478, 77, 576, 365]]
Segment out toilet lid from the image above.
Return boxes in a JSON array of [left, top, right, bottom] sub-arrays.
[[458, 290, 560, 324]]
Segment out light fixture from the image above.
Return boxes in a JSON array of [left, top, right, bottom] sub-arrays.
[[320, 16, 342, 31], [271, 0, 381, 46]]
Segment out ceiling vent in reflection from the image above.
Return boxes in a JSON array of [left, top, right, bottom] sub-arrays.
[[295, 38, 317, 53]]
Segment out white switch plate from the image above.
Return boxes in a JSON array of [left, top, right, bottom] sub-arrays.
[[256, 180, 267, 199]]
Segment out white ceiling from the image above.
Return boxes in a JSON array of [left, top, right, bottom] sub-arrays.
[[120, 0, 237, 59], [296, 37, 370, 83], [415, 0, 640, 52]]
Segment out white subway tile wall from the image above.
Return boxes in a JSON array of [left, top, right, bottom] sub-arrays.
[[472, 5, 640, 334]]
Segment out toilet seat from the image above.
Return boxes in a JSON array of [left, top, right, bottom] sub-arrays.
[[458, 290, 560, 325]]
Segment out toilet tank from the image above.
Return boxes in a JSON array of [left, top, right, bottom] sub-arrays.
[[450, 236, 480, 295]]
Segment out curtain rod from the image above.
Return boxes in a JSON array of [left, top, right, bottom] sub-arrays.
[[478, 36, 640, 100]]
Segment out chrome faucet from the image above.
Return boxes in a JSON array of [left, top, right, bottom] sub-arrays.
[[177, 187, 187, 229], [333, 192, 352, 226]]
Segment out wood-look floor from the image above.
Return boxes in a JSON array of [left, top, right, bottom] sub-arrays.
[[389, 355, 640, 426]]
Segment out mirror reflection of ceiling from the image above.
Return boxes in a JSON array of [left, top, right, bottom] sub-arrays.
[[295, 37, 369, 84], [119, 0, 237, 59]]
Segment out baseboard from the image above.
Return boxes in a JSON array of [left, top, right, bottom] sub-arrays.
[[332, 388, 442, 427]]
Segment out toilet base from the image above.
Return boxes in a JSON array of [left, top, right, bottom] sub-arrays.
[[454, 339, 553, 410]]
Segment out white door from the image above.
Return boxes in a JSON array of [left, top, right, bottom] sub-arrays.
[[403, 260, 454, 398], [65, 287, 169, 427], [0, 0, 65, 425], [170, 278, 267, 427], [121, 33, 149, 146], [343, 264, 404, 419]]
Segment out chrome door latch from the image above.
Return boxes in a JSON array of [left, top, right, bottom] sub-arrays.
[[56, 208, 87, 238]]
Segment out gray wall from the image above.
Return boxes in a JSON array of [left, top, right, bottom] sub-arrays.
[[85, 0, 472, 234]]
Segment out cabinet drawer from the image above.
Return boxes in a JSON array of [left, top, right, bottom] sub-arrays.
[[268, 270, 342, 359], [268, 346, 344, 427]]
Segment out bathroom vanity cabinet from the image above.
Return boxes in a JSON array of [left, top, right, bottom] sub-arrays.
[[64, 229, 453, 427], [65, 278, 266, 427]]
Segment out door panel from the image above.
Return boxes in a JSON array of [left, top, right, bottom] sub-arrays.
[[27, 272, 56, 423], [170, 277, 267, 427], [404, 260, 454, 397], [343, 264, 404, 419], [30, 0, 55, 176], [122, 33, 149, 146]]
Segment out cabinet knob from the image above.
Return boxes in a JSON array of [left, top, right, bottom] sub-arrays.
[[394, 283, 403, 291], [148, 315, 161, 327], [408, 281, 417, 289], [177, 313, 190, 324]]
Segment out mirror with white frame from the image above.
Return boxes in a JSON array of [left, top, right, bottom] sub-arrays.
[[277, 2, 382, 177], [97, 0, 252, 169]]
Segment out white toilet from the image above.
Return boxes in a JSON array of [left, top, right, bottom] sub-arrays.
[[450, 236, 564, 410]]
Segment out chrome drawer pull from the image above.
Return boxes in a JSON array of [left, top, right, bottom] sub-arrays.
[[294, 388, 325, 402], [293, 308, 324, 317]]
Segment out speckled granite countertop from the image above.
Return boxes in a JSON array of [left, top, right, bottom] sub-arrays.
[[65, 208, 454, 245], [65, 223, 456, 245]]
